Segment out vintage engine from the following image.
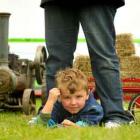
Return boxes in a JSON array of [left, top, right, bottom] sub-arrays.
[[0, 12, 46, 115]]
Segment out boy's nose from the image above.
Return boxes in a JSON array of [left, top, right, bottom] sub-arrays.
[[70, 98, 77, 105]]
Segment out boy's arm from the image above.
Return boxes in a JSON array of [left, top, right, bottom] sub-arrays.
[[41, 88, 60, 114], [28, 88, 60, 127]]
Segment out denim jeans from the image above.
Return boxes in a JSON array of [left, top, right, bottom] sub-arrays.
[[44, 5, 131, 121]]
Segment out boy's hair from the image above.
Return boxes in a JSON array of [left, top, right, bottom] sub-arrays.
[[55, 68, 88, 94]]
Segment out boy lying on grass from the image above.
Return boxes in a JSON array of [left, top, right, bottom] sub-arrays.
[[29, 68, 103, 127]]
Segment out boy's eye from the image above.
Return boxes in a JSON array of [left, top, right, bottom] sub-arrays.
[[63, 96, 70, 99], [76, 95, 82, 98]]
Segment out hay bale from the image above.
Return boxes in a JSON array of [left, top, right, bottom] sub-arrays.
[[119, 56, 140, 73], [116, 33, 135, 57], [73, 55, 92, 77], [122, 80, 140, 87], [121, 71, 140, 79], [73, 55, 95, 90], [116, 33, 140, 87]]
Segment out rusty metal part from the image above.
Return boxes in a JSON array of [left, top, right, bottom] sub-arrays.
[[16, 74, 27, 90], [0, 13, 11, 66], [41, 84, 47, 105], [22, 89, 36, 115], [0, 67, 27, 93], [34, 46, 47, 84], [26, 63, 34, 88], [0, 67, 17, 94], [3, 104, 22, 109], [0, 94, 5, 101]]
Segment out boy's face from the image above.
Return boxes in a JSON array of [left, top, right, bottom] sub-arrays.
[[60, 89, 89, 114]]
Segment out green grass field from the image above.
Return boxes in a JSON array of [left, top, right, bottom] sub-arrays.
[[0, 99, 140, 140]]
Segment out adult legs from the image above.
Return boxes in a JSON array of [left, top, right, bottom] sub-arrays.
[[80, 5, 132, 122], [44, 5, 79, 99]]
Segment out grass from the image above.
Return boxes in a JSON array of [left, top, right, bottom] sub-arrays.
[[0, 99, 140, 140]]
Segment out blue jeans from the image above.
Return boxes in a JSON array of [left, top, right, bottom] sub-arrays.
[[44, 5, 131, 121]]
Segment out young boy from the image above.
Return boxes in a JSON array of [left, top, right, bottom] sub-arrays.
[[29, 68, 103, 127]]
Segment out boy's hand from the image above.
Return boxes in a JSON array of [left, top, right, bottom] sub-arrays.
[[41, 88, 60, 114], [61, 119, 80, 127], [48, 88, 61, 103]]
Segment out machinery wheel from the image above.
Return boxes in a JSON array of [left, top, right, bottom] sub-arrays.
[[34, 46, 47, 85], [22, 89, 36, 115], [41, 83, 47, 106], [128, 94, 140, 122]]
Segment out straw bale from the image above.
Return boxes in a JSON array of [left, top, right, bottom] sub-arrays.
[[122, 80, 140, 87], [120, 71, 140, 79], [116, 33, 135, 57], [73, 53, 140, 88], [116, 33, 132, 40], [117, 48, 135, 57], [73, 55, 92, 77], [119, 56, 140, 73]]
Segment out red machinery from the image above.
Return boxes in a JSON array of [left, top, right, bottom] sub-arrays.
[[122, 78, 140, 121]]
